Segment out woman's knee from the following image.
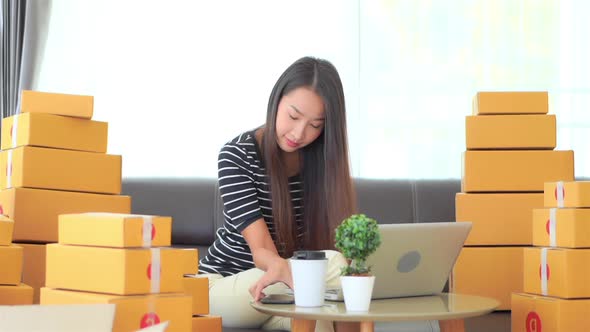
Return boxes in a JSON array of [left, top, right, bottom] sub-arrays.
[[323, 250, 347, 288], [210, 294, 269, 328], [208, 269, 270, 328], [324, 250, 347, 267]]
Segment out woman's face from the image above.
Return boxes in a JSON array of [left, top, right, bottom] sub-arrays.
[[275, 87, 325, 153]]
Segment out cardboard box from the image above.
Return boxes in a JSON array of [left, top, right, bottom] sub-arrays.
[[544, 181, 590, 208], [452, 247, 523, 310], [465, 114, 556, 150], [1, 113, 107, 153], [456, 193, 543, 245], [524, 247, 590, 298], [192, 316, 222, 332], [0, 215, 14, 246], [16, 243, 46, 304], [46, 244, 185, 295], [0, 283, 34, 305], [512, 293, 590, 332], [41, 288, 192, 332], [59, 213, 172, 248], [183, 276, 209, 315], [462, 150, 574, 192], [472, 91, 548, 115], [533, 208, 590, 248], [0, 146, 122, 194], [0, 245, 23, 285], [0, 187, 131, 242], [179, 248, 199, 275], [20, 90, 93, 119], [0, 303, 115, 332]]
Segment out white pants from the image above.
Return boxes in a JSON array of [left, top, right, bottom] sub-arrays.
[[205, 250, 347, 331]]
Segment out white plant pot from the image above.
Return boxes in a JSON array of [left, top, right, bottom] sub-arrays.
[[340, 275, 375, 312]]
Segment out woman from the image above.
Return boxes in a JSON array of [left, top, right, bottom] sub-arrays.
[[199, 57, 358, 332]]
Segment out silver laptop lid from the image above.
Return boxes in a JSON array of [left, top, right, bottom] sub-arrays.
[[367, 222, 472, 299]]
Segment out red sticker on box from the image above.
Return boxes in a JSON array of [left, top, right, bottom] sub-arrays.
[[140, 312, 160, 328], [0, 205, 3, 215], [146, 263, 162, 280], [545, 220, 550, 235], [554, 187, 565, 200], [538, 264, 550, 280], [151, 224, 156, 240], [526, 311, 542, 332]]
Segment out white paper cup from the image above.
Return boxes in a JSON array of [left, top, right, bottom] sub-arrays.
[[290, 251, 327, 307]]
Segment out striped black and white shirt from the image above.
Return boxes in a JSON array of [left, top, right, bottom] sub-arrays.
[[199, 130, 304, 277]]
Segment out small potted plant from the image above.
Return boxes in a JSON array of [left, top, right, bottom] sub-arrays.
[[335, 213, 381, 311]]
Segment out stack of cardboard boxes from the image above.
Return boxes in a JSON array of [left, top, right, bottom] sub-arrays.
[[184, 273, 222, 331], [512, 181, 590, 331], [40, 212, 196, 331], [0, 90, 220, 331], [0, 215, 33, 304], [452, 92, 575, 310], [0, 90, 132, 303]]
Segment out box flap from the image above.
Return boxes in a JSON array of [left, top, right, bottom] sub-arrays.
[[135, 321, 169, 332], [0, 304, 114, 332]]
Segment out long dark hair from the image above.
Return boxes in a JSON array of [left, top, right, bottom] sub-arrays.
[[262, 56, 356, 257]]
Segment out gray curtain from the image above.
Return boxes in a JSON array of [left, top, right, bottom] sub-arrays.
[[1, 0, 27, 120], [0, 0, 50, 123]]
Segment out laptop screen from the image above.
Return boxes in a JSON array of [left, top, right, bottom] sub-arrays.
[[366, 222, 471, 299]]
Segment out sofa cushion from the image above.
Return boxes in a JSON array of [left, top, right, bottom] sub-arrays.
[[413, 179, 461, 223], [354, 178, 414, 224], [122, 178, 464, 247]]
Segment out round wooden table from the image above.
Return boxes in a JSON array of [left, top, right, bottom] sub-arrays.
[[251, 293, 499, 332]]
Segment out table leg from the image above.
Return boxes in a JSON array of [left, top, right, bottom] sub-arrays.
[[439, 319, 465, 332], [291, 318, 316, 332], [360, 321, 374, 332]]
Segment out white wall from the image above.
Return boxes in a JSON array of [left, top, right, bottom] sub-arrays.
[[34, 0, 590, 179], [35, 0, 359, 178]]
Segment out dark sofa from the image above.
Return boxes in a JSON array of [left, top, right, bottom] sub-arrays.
[[122, 178, 510, 332]]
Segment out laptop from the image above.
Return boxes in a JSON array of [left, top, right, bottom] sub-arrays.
[[325, 221, 472, 301]]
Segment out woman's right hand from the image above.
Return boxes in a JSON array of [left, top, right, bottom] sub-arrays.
[[249, 256, 293, 302], [242, 219, 294, 301]]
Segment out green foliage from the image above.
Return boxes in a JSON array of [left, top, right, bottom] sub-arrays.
[[335, 214, 381, 276]]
